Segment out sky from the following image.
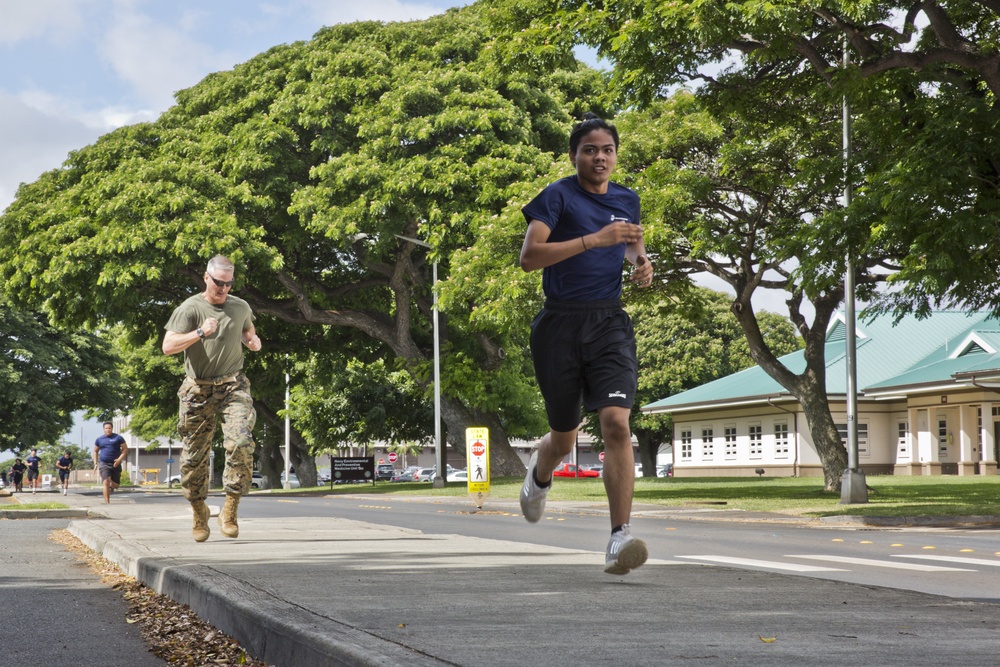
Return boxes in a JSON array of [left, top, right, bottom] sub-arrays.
[[0, 0, 471, 212]]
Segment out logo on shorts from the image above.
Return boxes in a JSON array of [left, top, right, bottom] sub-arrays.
[[608, 391, 628, 399]]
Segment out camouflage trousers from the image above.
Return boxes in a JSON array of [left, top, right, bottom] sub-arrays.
[[176, 373, 256, 502]]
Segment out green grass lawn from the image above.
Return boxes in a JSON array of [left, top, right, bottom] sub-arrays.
[[285, 474, 1000, 519]]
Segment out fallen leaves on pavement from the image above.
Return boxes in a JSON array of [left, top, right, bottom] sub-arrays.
[[50, 529, 272, 666]]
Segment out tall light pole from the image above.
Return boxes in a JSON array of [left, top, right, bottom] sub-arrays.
[[840, 38, 868, 504], [395, 234, 444, 488], [284, 357, 291, 490]]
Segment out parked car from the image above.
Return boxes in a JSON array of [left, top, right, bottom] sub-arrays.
[[657, 464, 673, 478], [392, 467, 419, 482], [446, 469, 468, 482], [168, 473, 182, 484], [414, 467, 436, 482], [250, 472, 265, 488], [582, 465, 603, 477], [375, 464, 395, 481], [552, 463, 600, 478], [280, 472, 300, 488]]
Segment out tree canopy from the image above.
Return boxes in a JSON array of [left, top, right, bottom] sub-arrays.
[[0, 306, 125, 453], [0, 5, 609, 474]]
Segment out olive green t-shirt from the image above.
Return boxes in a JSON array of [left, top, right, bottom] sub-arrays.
[[164, 294, 254, 379]]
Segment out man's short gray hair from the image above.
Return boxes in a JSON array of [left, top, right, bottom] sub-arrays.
[[207, 255, 235, 274]]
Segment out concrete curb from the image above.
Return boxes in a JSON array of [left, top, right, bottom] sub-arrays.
[[68, 521, 451, 667]]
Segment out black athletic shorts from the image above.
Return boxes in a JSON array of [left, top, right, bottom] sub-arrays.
[[99, 462, 122, 484], [529, 298, 638, 432]]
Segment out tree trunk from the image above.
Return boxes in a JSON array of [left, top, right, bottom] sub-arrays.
[[255, 398, 318, 487], [732, 292, 848, 492], [633, 428, 658, 476], [798, 387, 849, 491]]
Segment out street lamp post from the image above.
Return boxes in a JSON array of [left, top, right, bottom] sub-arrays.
[[840, 39, 868, 504], [284, 360, 291, 490], [396, 234, 444, 488]]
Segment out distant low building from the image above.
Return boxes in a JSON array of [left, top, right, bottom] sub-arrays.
[[642, 311, 1000, 478]]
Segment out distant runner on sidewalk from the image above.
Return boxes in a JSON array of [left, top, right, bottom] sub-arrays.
[[56, 450, 74, 495], [93, 422, 128, 504], [25, 449, 41, 493]]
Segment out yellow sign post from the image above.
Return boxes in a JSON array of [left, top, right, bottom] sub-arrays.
[[465, 427, 490, 508]]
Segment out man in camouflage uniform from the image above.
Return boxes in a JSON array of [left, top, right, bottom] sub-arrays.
[[162, 255, 262, 542]]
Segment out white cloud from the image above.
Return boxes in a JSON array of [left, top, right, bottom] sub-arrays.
[[0, 91, 99, 211], [298, 0, 450, 25], [0, 0, 87, 45], [98, 5, 240, 110]]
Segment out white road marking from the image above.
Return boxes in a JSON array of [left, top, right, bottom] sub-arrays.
[[893, 554, 1000, 567], [787, 555, 974, 572], [676, 555, 846, 572]]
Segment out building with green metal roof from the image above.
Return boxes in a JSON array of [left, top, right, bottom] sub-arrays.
[[641, 311, 1000, 478]]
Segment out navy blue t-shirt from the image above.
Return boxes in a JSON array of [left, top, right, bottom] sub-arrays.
[[522, 176, 641, 302], [95, 434, 126, 463]]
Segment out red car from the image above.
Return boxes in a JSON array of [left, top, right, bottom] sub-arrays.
[[551, 463, 600, 478]]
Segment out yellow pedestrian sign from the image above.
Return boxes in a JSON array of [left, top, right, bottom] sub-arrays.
[[465, 427, 490, 508]]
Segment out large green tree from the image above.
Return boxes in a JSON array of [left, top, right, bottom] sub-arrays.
[[0, 306, 125, 453], [0, 6, 605, 475]]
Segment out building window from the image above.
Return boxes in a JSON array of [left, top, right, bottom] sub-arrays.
[[701, 427, 715, 460], [749, 423, 763, 459], [977, 407, 983, 454], [836, 422, 870, 457], [938, 419, 948, 454], [897, 421, 909, 458], [774, 422, 789, 459], [680, 429, 692, 460], [724, 425, 737, 459]]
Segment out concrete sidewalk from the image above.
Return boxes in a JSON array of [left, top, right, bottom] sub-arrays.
[[14, 487, 1000, 666]]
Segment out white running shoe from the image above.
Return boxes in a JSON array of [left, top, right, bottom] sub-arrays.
[[604, 524, 648, 575], [519, 450, 549, 523]]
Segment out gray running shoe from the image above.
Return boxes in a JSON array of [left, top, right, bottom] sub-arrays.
[[519, 450, 549, 523], [604, 524, 648, 575]]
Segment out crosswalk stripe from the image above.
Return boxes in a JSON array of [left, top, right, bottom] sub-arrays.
[[676, 555, 846, 572], [894, 554, 1000, 567], [787, 555, 974, 572]]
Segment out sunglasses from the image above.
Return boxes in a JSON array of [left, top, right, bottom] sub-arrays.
[[207, 274, 234, 288]]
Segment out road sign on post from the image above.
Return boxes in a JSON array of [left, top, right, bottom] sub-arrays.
[[465, 427, 490, 508]]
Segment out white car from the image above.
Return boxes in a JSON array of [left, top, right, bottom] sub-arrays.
[[447, 469, 468, 482]]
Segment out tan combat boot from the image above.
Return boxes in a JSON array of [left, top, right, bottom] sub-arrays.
[[191, 500, 210, 542], [219, 493, 240, 538]]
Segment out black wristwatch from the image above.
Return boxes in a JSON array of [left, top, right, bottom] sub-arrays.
[[196, 327, 205, 338]]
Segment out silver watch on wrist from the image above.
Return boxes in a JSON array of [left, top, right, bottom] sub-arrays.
[[196, 327, 205, 338]]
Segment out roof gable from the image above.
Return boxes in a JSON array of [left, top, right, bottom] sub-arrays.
[[644, 310, 999, 413]]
